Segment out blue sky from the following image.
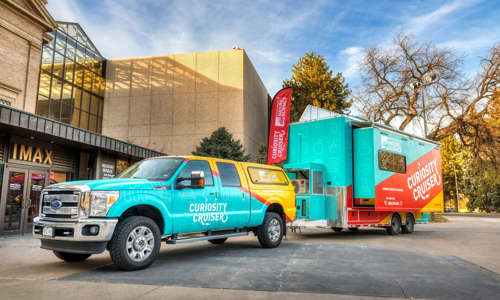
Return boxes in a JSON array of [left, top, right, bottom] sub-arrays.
[[47, 0, 499, 97]]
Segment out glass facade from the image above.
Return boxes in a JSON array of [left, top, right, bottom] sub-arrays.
[[36, 22, 105, 133]]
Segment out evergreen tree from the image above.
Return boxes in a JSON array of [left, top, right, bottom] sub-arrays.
[[192, 127, 250, 161], [283, 52, 351, 122]]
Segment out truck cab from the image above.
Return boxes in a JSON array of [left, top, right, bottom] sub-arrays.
[[33, 156, 295, 270]]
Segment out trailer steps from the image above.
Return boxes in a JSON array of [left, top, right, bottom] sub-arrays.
[[164, 230, 249, 244]]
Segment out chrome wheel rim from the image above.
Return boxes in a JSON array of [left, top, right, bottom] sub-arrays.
[[268, 218, 281, 242], [126, 226, 154, 262]]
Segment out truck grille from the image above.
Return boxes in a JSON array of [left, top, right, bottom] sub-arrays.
[[41, 191, 80, 218]]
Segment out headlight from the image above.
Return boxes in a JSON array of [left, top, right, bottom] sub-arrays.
[[88, 191, 119, 217]]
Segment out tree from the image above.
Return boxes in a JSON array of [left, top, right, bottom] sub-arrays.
[[192, 127, 250, 161], [356, 33, 466, 133], [440, 136, 464, 211], [284, 52, 351, 122]]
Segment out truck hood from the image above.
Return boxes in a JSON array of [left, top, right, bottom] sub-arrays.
[[48, 178, 169, 191]]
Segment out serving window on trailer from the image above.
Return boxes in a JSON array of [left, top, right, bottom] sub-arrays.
[[285, 164, 326, 220]]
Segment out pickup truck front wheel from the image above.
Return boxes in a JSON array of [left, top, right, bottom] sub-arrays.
[[257, 212, 283, 248], [53, 251, 91, 262], [108, 216, 161, 271]]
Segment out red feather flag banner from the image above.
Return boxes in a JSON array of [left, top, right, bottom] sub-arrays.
[[267, 87, 292, 164]]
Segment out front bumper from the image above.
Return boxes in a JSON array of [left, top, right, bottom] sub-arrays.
[[33, 216, 118, 241], [33, 217, 118, 254]]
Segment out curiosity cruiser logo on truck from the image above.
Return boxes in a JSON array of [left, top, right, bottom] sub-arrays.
[[407, 160, 441, 201], [189, 202, 228, 225]]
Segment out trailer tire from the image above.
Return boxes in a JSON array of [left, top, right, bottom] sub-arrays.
[[348, 227, 359, 231], [332, 227, 343, 232], [108, 216, 161, 271], [386, 213, 402, 235], [208, 238, 228, 244], [402, 213, 415, 234], [53, 251, 91, 262], [257, 212, 283, 248]]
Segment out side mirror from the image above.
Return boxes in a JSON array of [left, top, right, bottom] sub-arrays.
[[190, 171, 205, 188], [175, 171, 205, 189]]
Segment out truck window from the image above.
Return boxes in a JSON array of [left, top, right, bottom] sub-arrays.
[[312, 171, 323, 194], [248, 167, 288, 185], [177, 160, 214, 186], [378, 150, 406, 173], [118, 157, 184, 180], [216, 162, 241, 187]]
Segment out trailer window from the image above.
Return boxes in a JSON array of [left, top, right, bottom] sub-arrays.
[[312, 171, 324, 194], [378, 150, 406, 173], [247, 167, 288, 185]]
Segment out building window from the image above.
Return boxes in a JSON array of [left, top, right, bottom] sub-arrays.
[[378, 150, 406, 173], [36, 22, 105, 133]]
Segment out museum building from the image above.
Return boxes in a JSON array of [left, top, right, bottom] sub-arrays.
[[0, 0, 163, 235], [0, 0, 270, 235]]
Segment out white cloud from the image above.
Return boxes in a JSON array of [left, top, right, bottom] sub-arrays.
[[405, 0, 481, 35], [338, 46, 364, 81]]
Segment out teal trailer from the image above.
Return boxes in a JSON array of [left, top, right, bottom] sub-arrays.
[[284, 106, 443, 234]]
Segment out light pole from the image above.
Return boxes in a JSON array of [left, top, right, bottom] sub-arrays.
[[410, 72, 439, 138], [449, 161, 460, 212]]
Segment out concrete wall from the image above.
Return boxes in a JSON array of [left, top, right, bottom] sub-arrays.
[[0, 0, 56, 112], [243, 52, 269, 158], [103, 49, 269, 159]]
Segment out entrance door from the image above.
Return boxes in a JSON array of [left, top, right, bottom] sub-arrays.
[[0, 167, 48, 234], [24, 170, 48, 232]]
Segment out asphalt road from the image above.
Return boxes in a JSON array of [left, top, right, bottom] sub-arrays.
[[1, 215, 499, 300]]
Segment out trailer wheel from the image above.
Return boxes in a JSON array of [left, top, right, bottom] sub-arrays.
[[386, 213, 402, 235], [402, 213, 415, 234], [257, 212, 283, 248], [348, 227, 359, 231], [332, 227, 343, 232]]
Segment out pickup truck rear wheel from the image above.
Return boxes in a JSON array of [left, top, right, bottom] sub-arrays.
[[108, 216, 161, 271], [53, 251, 91, 262], [257, 212, 283, 248], [208, 238, 228, 245]]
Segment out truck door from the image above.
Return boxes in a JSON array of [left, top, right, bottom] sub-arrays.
[[172, 159, 218, 234], [214, 161, 250, 229]]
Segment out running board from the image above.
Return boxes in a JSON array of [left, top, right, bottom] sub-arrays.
[[165, 231, 249, 244]]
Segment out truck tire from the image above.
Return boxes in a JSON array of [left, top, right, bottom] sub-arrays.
[[332, 227, 343, 232], [386, 213, 402, 235], [402, 213, 415, 234], [53, 251, 91, 262], [108, 216, 161, 271], [208, 238, 228, 244], [348, 227, 359, 231], [257, 212, 283, 248]]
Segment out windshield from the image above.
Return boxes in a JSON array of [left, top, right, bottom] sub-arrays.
[[117, 158, 184, 180]]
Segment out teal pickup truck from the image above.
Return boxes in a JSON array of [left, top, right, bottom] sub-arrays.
[[33, 156, 296, 270]]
